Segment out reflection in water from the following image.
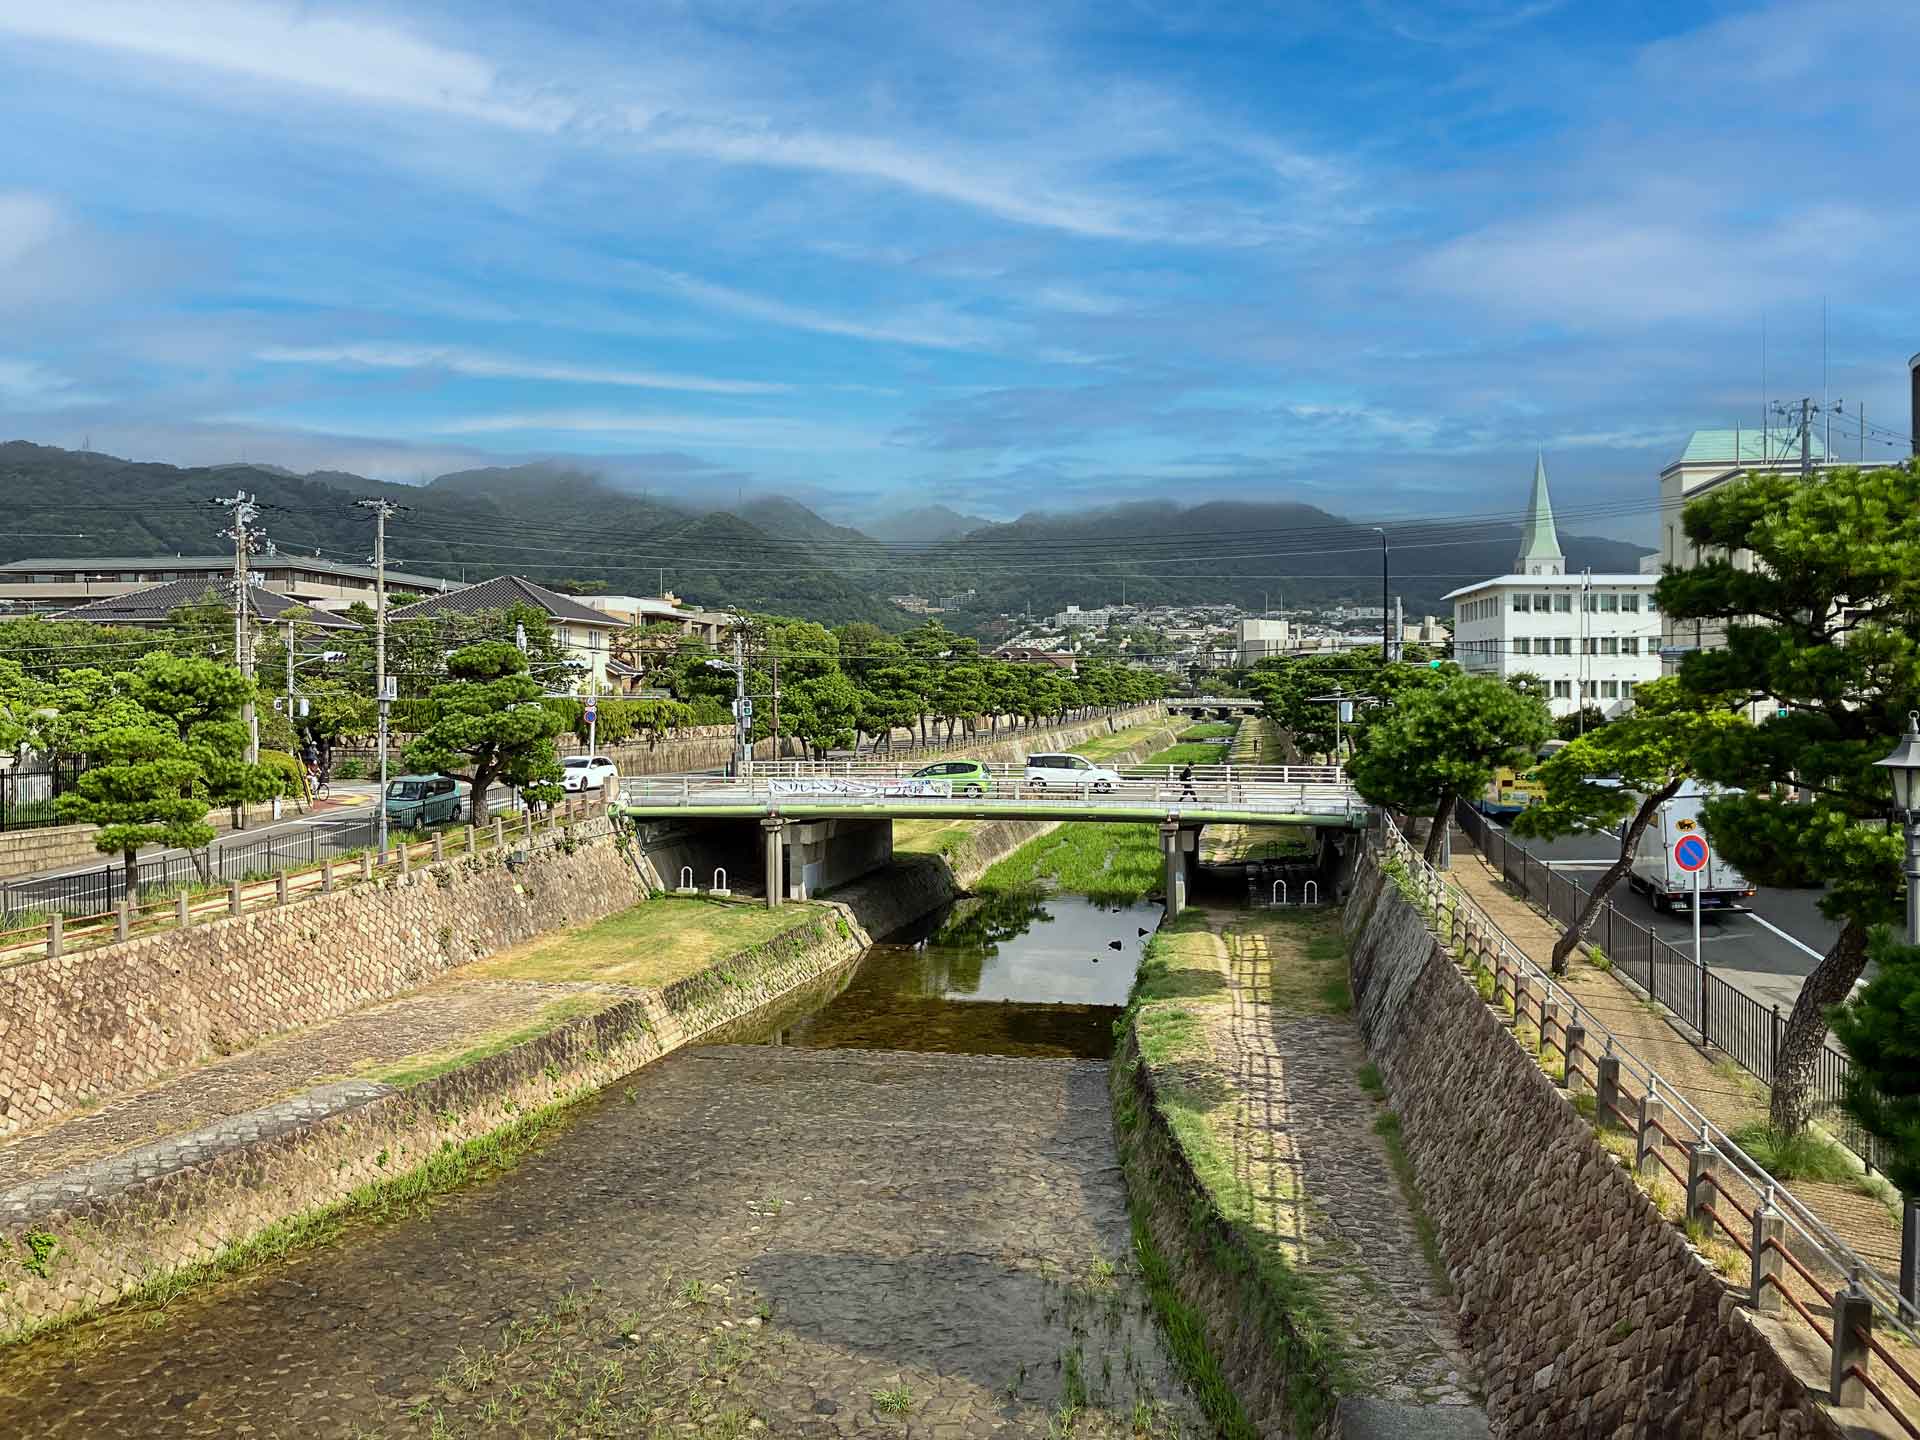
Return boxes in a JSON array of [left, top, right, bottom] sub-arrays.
[[754, 894, 1161, 1060]]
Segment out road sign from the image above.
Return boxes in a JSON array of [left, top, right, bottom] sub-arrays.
[[1673, 833, 1709, 873], [584, 700, 596, 721]]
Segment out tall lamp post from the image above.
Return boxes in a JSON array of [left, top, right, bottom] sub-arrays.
[[1371, 527, 1390, 663], [1874, 709, 1920, 1314]]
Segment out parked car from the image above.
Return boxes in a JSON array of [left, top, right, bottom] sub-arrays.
[[383, 774, 467, 827], [911, 759, 994, 796], [561, 755, 620, 793], [1024, 753, 1121, 792]]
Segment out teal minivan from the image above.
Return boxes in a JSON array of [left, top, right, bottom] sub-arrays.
[[384, 774, 467, 827]]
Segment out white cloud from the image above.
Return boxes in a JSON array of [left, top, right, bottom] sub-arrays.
[[647, 270, 1012, 352], [433, 409, 882, 451], [0, 357, 97, 408], [256, 342, 789, 395], [3, 0, 566, 131], [0, 192, 62, 267]]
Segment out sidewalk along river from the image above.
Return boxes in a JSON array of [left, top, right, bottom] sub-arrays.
[[0, 863, 1206, 1437]]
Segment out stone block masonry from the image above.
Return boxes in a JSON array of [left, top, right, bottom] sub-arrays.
[[1343, 855, 1843, 1440], [0, 900, 871, 1337], [0, 821, 647, 1138]]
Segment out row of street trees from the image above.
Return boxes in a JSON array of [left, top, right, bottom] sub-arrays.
[[1318, 458, 1920, 1174]]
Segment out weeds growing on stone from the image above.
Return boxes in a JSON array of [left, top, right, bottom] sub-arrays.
[[1356, 1063, 1384, 1099], [871, 1381, 916, 1415]]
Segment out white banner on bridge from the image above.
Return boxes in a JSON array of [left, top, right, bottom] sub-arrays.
[[768, 778, 954, 799]]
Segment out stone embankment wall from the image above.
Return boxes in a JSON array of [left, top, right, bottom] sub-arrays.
[[1111, 1027, 1340, 1440], [1343, 855, 1842, 1440], [0, 798, 1049, 1336], [0, 822, 646, 1137]]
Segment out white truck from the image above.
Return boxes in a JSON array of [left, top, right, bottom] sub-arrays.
[[1625, 782, 1756, 913]]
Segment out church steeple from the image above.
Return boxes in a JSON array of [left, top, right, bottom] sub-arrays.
[[1516, 450, 1564, 576]]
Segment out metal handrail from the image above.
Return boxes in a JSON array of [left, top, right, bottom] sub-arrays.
[[1376, 818, 1920, 1355]]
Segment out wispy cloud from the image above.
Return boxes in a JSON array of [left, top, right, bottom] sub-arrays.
[[645, 270, 1014, 352], [256, 342, 789, 395], [0, 357, 98, 408], [432, 409, 884, 451]]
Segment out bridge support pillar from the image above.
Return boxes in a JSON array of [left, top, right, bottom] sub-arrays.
[[761, 818, 785, 910], [1160, 822, 1196, 920]]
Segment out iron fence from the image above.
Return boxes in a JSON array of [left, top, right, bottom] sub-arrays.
[[1, 814, 381, 922], [1453, 799, 1887, 1170], [0, 759, 83, 832]]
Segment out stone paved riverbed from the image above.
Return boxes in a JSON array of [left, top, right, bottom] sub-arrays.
[[0, 1043, 1204, 1438]]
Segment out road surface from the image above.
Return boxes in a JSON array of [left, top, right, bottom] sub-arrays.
[[1473, 819, 1843, 1015]]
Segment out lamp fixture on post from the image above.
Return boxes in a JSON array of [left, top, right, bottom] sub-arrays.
[[1873, 709, 1920, 1315]]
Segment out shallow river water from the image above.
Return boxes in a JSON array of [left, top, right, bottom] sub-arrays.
[[0, 893, 1208, 1438]]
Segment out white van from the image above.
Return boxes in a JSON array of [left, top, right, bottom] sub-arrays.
[[1626, 782, 1756, 912], [1024, 753, 1122, 793]]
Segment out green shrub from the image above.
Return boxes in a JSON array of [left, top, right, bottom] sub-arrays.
[[332, 757, 367, 781], [258, 749, 306, 799]]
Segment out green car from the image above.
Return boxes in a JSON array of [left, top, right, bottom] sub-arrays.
[[911, 759, 994, 797], [383, 773, 468, 828]]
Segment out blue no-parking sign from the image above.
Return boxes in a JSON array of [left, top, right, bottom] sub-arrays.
[[1673, 834, 1709, 873]]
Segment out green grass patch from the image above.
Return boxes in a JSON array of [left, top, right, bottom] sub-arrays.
[[1123, 1200, 1258, 1440], [1728, 1123, 1863, 1187], [469, 895, 821, 989], [890, 818, 977, 858], [1143, 742, 1233, 767], [1357, 1063, 1384, 1099], [976, 822, 1161, 904], [1177, 723, 1236, 741], [1076, 723, 1177, 763], [365, 995, 610, 1088]]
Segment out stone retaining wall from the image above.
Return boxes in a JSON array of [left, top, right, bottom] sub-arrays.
[[1343, 854, 1843, 1440], [1111, 1021, 1341, 1440], [0, 797, 1054, 1337], [0, 822, 647, 1137]]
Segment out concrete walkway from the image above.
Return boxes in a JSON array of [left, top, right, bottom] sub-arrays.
[[1445, 834, 1903, 1280]]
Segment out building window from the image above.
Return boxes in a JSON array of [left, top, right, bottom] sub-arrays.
[[1600, 593, 1619, 613], [1621, 594, 1640, 612], [1583, 593, 1598, 612], [1533, 594, 1552, 612], [1554, 593, 1572, 613], [1555, 637, 1572, 655], [1621, 637, 1639, 656], [1512, 593, 1528, 613], [1582, 638, 1596, 654], [1599, 637, 1619, 656], [1513, 637, 1529, 656], [1623, 681, 1637, 698], [1647, 597, 1660, 615], [1602, 680, 1620, 699], [1553, 681, 1571, 699]]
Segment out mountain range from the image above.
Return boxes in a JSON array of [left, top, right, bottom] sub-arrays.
[[0, 441, 1651, 631]]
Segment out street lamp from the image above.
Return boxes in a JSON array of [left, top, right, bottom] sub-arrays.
[[1873, 709, 1920, 1314], [1875, 711, 1920, 947]]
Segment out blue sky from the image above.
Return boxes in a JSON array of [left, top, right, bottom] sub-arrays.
[[1, 0, 1916, 538]]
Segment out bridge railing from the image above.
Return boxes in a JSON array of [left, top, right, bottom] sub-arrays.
[[745, 759, 1344, 785], [617, 772, 1364, 819]]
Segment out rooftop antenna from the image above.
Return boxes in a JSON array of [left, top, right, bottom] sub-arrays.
[[1761, 313, 1768, 465], [1822, 296, 1830, 460]]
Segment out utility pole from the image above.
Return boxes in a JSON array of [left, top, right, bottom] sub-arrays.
[[212, 491, 261, 771], [356, 498, 400, 853], [732, 624, 750, 776], [1800, 396, 1812, 479], [1371, 527, 1390, 665], [770, 645, 781, 762]]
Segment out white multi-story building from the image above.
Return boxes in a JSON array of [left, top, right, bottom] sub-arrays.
[[1444, 454, 1661, 718], [1235, 618, 1291, 665]]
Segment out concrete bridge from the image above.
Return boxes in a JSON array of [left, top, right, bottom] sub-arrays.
[[616, 761, 1365, 916], [1166, 696, 1263, 718]]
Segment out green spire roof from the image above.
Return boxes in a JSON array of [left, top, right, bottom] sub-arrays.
[[1515, 450, 1564, 575]]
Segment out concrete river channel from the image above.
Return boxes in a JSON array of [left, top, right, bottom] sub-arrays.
[[0, 894, 1212, 1438]]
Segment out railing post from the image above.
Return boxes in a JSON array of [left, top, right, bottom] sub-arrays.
[[229, 880, 243, 917], [399, 842, 411, 878], [432, 831, 445, 862], [1514, 974, 1532, 1035], [1770, 1004, 1783, 1082], [275, 868, 289, 907], [115, 894, 130, 943], [321, 858, 333, 893], [360, 852, 374, 881], [493, 817, 505, 849], [1540, 998, 1561, 1055], [46, 910, 62, 958], [1831, 1283, 1873, 1407], [1686, 1143, 1715, 1230], [177, 892, 190, 929], [1751, 1201, 1786, 1313], [1564, 1021, 1587, 1091], [1636, 1092, 1668, 1176], [1596, 1054, 1622, 1127], [465, 824, 476, 854]]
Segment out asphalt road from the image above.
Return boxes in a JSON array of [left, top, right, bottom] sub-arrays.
[[1474, 819, 1843, 1015]]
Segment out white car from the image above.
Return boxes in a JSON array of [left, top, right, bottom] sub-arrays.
[[561, 755, 619, 792], [1024, 752, 1122, 792]]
